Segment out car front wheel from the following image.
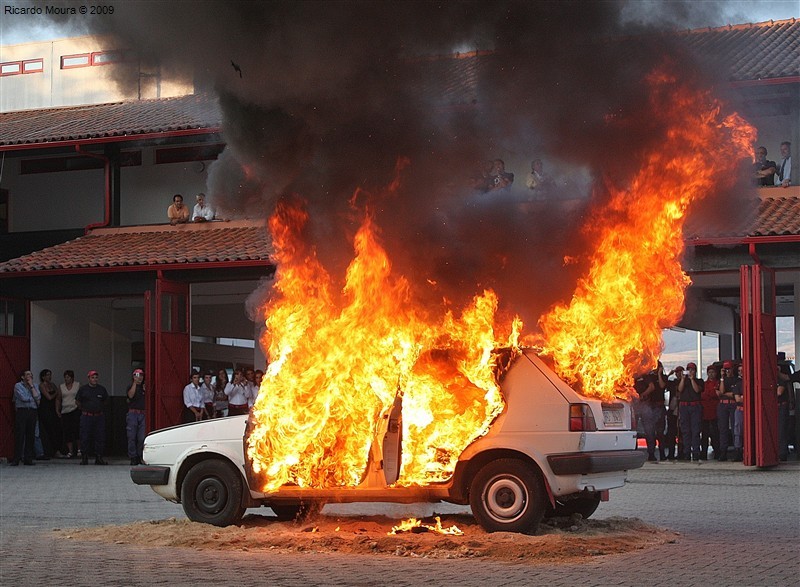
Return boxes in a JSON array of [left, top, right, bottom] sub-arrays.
[[469, 458, 546, 534], [181, 459, 246, 527]]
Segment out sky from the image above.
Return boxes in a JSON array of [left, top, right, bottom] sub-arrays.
[[1, 0, 799, 46]]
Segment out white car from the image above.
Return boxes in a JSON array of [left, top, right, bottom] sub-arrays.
[[132, 350, 644, 534]]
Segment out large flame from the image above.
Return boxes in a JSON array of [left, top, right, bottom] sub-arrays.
[[247, 199, 518, 490], [536, 69, 755, 399], [247, 65, 756, 490]]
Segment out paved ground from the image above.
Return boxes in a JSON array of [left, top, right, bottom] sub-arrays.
[[1, 456, 797, 586]]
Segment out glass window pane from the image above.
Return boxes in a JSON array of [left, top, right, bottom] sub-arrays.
[[1, 62, 21, 75]]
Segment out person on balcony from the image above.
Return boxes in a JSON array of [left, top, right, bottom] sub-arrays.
[[774, 141, 792, 188], [192, 193, 215, 222], [752, 146, 776, 187], [167, 194, 190, 225]]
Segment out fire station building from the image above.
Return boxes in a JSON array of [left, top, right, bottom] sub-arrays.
[[1, 21, 798, 462]]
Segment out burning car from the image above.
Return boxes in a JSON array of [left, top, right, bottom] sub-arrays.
[[131, 348, 643, 534]]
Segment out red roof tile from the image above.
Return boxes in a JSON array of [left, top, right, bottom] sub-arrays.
[[685, 191, 800, 240], [0, 93, 221, 148], [0, 220, 273, 274]]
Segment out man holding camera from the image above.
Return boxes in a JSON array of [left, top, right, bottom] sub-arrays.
[[678, 362, 704, 462], [126, 369, 147, 466]]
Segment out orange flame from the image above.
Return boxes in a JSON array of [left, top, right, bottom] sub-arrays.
[[247, 197, 518, 490], [537, 69, 755, 399], [388, 516, 464, 536]]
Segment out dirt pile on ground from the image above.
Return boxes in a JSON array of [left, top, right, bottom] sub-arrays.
[[56, 512, 676, 563]]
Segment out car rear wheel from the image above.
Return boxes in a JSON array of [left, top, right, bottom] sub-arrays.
[[469, 458, 546, 534], [270, 502, 322, 521], [546, 493, 602, 519], [181, 459, 246, 527]]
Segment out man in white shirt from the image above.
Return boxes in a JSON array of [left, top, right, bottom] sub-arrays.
[[774, 141, 792, 188], [192, 193, 215, 222], [182, 371, 205, 423]]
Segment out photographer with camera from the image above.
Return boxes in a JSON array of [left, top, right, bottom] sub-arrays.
[[126, 369, 147, 466], [678, 362, 704, 462]]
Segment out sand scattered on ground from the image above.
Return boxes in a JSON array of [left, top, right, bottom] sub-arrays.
[[55, 512, 676, 563]]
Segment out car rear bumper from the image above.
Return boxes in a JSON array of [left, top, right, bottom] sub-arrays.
[[547, 450, 646, 475], [130, 465, 170, 486]]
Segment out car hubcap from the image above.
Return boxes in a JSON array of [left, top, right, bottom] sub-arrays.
[[485, 475, 527, 523], [196, 477, 227, 514]]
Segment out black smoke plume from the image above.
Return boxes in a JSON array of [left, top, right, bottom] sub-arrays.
[[49, 0, 749, 327]]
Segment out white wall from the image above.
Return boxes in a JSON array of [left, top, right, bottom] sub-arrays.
[[0, 35, 192, 112], [121, 150, 210, 226], [2, 146, 215, 231], [31, 299, 141, 396]]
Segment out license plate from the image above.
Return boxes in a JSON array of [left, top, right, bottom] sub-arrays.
[[603, 408, 624, 427]]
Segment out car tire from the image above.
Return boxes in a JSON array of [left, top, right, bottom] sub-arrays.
[[181, 459, 246, 527], [469, 458, 546, 534], [546, 493, 602, 519], [270, 501, 323, 521]]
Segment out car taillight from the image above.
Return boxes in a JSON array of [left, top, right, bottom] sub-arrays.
[[569, 403, 597, 432]]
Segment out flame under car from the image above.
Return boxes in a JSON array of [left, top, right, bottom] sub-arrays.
[[131, 350, 644, 534]]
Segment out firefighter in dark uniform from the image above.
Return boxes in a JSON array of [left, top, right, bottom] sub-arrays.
[[76, 370, 109, 465]]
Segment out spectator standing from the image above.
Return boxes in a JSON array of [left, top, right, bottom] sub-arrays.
[[37, 369, 61, 458], [76, 370, 109, 465], [716, 361, 737, 461], [126, 369, 147, 466], [200, 371, 215, 419], [227, 368, 251, 416], [664, 366, 684, 460], [678, 362, 703, 462], [58, 370, 81, 459], [633, 369, 655, 461], [525, 159, 553, 198], [487, 159, 514, 192], [10, 370, 40, 466], [213, 369, 230, 417], [776, 379, 791, 461], [192, 193, 215, 222], [700, 365, 720, 460], [182, 371, 205, 423], [774, 141, 792, 188], [244, 368, 258, 409], [752, 146, 777, 186], [726, 363, 746, 462], [167, 194, 190, 225]]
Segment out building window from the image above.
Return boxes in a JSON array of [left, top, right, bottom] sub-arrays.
[[22, 59, 44, 73], [20, 151, 142, 175], [91, 50, 123, 65], [155, 144, 225, 165], [0, 62, 22, 76], [1, 59, 44, 75], [0, 299, 28, 337], [61, 51, 128, 69]]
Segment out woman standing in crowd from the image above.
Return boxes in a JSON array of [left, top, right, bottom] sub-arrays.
[[38, 369, 61, 458], [58, 370, 80, 458], [213, 369, 230, 418]]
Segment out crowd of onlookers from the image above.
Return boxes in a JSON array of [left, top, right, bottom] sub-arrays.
[[181, 367, 263, 423], [752, 141, 793, 188], [9, 365, 264, 468], [10, 368, 112, 466], [470, 158, 555, 199], [634, 357, 797, 463], [167, 192, 217, 224]]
